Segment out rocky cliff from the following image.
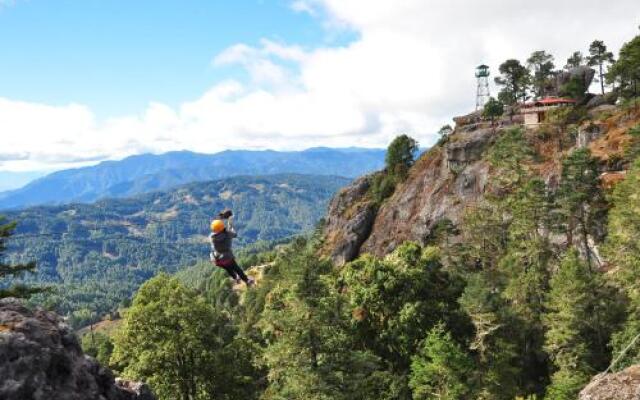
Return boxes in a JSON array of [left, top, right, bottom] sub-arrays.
[[579, 366, 640, 400], [0, 298, 154, 400], [323, 103, 637, 265]]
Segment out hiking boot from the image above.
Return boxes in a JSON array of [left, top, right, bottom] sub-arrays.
[[246, 278, 255, 286], [234, 278, 242, 285]]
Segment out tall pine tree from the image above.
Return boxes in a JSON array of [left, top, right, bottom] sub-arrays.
[[605, 158, 640, 369], [556, 149, 608, 270], [409, 323, 474, 400], [543, 250, 621, 399]]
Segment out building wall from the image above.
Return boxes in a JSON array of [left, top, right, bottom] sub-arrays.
[[524, 112, 540, 126]]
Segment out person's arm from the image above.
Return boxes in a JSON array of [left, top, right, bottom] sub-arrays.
[[227, 216, 238, 238]]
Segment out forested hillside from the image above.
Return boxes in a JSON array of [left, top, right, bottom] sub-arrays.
[[81, 30, 640, 400], [0, 148, 384, 210], [2, 174, 348, 326]]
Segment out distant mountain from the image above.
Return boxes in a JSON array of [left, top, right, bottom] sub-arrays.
[[5, 174, 349, 324], [0, 148, 385, 210]]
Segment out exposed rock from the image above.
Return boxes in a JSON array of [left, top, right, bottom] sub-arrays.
[[445, 128, 495, 170], [322, 175, 377, 265], [552, 66, 596, 96], [577, 123, 606, 148], [579, 365, 640, 400], [360, 129, 494, 257], [588, 104, 618, 118], [587, 92, 619, 108], [453, 110, 483, 128], [0, 297, 155, 400], [115, 379, 155, 400]]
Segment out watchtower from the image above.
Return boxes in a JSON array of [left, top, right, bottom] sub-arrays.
[[475, 64, 491, 111]]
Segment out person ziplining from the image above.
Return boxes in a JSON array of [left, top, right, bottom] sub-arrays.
[[210, 209, 254, 286]]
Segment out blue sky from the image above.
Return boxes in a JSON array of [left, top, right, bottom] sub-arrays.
[[0, 0, 348, 117], [1, 0, 639, 183]]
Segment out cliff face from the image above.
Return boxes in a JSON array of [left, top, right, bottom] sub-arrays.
[[0, 298, 154, 400], [361, 128, 493, 258], [324, 104, 636, 265], [323, 125, 499, 263], [579, 366, 640, 400]]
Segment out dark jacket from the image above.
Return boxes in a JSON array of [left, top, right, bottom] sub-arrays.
[[210, 227, 237, 261]]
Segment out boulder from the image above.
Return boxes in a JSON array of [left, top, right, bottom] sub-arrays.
[[553, 66, 596, 96], [0, 298, 155, 400], [579, 365, 640, 400]]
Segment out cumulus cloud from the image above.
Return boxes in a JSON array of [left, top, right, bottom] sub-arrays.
[[1, 0, 640, 172]]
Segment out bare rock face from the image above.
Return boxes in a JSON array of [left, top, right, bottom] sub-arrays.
[[0, 298, 155, 400], [579, 366, 640, 400], [360, 129, 493, 257], [323, 175, 377, 265]]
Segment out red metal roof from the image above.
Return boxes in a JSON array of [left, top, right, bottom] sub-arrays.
[[523, 97, 577, 107]]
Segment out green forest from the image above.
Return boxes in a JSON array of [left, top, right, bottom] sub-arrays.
[[1, 174, 348, 327]]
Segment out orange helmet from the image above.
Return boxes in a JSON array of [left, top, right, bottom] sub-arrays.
[[211, 219, 225, 234]]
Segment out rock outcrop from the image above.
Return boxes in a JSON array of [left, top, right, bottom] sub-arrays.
[[0, 298, 155, 400], [587, 92, 619, 108], [324, 127, 495, 263], [579, 365, 640, 400], [360, 129, 493, 258], [323, 175, 377, 265], [553, 66, 596, 96]]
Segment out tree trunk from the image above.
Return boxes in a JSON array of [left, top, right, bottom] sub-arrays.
[[579, 206, 593, 271], [599, 63, 605, 95]]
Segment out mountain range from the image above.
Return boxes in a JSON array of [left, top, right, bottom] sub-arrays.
[[0, 147, 385, 210]]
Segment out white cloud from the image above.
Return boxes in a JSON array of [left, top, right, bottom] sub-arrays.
[[2, 0, 640, 172]]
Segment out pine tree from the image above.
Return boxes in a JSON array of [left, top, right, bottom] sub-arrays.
[[527, 51, 556, 99], [565, 51, 585, 70], [605, 158, 640, 368], [556, 149, 607, 270], [498, 179, 553, 396], [607, 35, 640, 98], [587, 40, 615, 95], [385, 134, 419, 180], [495, 59, 531, 105], [543, 250, 605, 399], [459, 273, 520, 400], [409, 323, 474, 400], [0, 216, 42, 299], [483, 97, 504, 124]]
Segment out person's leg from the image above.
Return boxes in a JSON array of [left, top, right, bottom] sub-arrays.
[[218, 262, 238, 280], [229, 259, 250, 283]]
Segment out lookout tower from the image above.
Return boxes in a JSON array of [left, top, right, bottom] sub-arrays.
[[475, 64, 491, 111]]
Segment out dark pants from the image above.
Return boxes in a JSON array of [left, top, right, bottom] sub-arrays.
[[217, 258, 249, 283]]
